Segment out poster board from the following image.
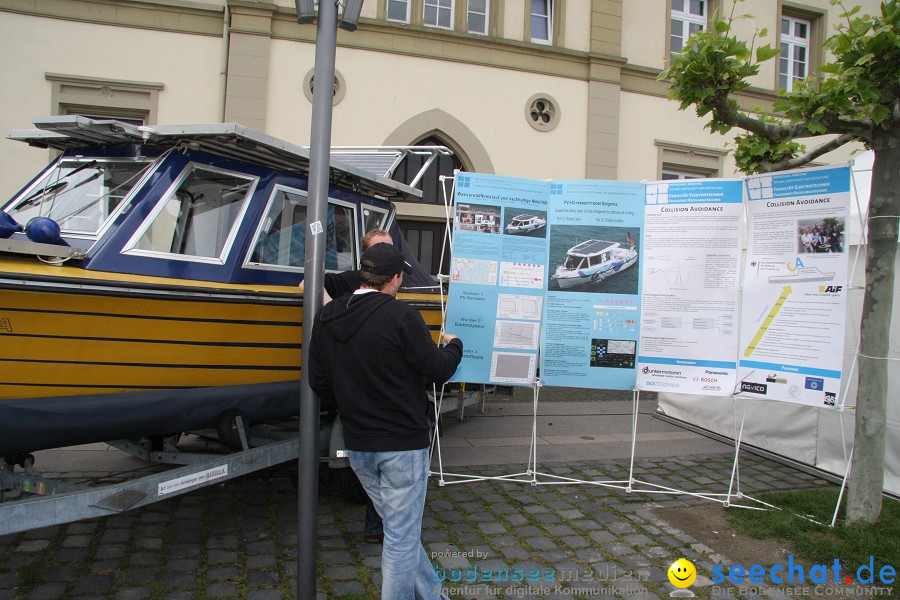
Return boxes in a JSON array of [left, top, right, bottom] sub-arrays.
[[447, 173, 548, 385], [444, 166, 850, 408], [737, 165, 852, 407], [636, 178, 744, 395]]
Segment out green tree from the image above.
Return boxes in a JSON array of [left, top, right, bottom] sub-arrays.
[[660, 0, 899, 525]]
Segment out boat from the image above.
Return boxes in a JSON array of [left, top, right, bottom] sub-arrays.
[[0, 116, 449, 462], [505, 214, 546, 234], [550, 238, 638, 289]]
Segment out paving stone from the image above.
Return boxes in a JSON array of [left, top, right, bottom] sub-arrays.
[[114, 588, 151, 600], [246, 590, 283, 600], [525, 537, 559, 551], [332, 580, 366, 596], [208, 566, 240, 581], [26, 583, 66, 600], [477, 522, 507, 535], [204, 582, 238, 597], [72, 574, 115, 595], [588, 530, 617, 544]]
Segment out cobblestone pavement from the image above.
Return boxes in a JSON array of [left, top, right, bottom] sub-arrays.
[[0, 451, 835, 600]]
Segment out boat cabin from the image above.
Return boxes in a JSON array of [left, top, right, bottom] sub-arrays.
[[1, 116, 443, 291]]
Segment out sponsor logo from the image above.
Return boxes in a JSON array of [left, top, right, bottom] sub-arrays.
[[704, 369, 728, 375], [818, 285, 843, 293], [645, 381, 679, 389], [701, 385, 722, 391], [700, 377, 718, 383], [741, 382, 768, 395], [824, 392, 836, 406], [765, 373, 788, 384], [805, 377, 824, 391]]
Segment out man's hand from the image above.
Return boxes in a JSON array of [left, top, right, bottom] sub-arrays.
[[441, 332, 458, 345]]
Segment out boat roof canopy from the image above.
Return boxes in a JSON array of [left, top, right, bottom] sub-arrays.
[[6, 116, 448, 203], [567, 239, 619, 256]]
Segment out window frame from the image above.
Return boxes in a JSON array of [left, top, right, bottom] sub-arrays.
[[242, 184, 360, 274], [779, 14, 812, 91], [669, 0, 707, 57], [655, 139, 725, 180], [424, 0, 454, 29], [386, 0, 412, 24], [467, 0, 489, 35], [530, 0, 553, 45], [7, 155, 158, 242], [47, 73, 162, 126], [123, 162, 258, 265]]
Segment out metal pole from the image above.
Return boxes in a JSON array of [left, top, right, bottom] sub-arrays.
[[298, 1, 338, 597]]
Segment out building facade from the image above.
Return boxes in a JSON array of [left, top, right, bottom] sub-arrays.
[[0, 0, 878, 274]]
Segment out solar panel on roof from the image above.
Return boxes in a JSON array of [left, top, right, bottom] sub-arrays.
[[568, 239, 617, 255]]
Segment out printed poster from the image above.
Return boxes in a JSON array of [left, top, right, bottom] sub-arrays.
[[446, 173, 549, 385], [540, 181, 644, 389], [737, 165, 851, 407], [637, 179, 743, 395]]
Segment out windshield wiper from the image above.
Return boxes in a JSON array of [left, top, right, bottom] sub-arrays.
[[18, 160, 99, 206]]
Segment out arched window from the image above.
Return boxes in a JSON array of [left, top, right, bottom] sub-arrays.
[[392, 135, 464, 278]]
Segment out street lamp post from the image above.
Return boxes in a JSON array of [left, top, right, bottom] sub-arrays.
[[295, 1, 365, 598]]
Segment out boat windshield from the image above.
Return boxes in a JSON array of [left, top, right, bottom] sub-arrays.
[[564, 255, 583, 270], [7, 158, 154, 236], [248, 187, 357, 272]]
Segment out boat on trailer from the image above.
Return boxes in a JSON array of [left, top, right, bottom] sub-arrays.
[[550, 238, 638, 289], [505, 214, 546, 234], [0, 116, 456, 462]]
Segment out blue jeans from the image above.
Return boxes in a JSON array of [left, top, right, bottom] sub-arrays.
[[349, 448, 447, 600]]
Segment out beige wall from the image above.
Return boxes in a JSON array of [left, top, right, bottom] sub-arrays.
[[0, 10, 222, 200], [267, 41, 590, 180], [0, 0, 886, 204], [621, 0, 666, 69]]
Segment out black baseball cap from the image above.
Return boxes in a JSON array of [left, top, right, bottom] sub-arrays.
[[360, 242, 413, 276]]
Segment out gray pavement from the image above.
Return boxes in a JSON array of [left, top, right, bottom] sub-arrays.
[[0, 390, 838, 599]]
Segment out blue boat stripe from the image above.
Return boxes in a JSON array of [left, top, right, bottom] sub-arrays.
[[1, 332, 302, 349], [0, 306, 298, 327], [0, 358, 300, 371]]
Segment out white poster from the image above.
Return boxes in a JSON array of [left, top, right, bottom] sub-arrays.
[[737, 165, 851, 407], [637, 179, 743, 395]]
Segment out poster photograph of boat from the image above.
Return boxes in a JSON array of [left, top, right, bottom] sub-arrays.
[[548, 225, 640, 293], [503, 208, 547, 238]]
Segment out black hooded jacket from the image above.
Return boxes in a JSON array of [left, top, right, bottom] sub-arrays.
[[308, 290, 463, 452]]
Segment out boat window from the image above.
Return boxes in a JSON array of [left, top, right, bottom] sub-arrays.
[[248, 187, 356, 272], [7, 158, 153, 236], [130, 165, 254, 260], [564, 255, 581, 270], [361, 203, 389, 234]]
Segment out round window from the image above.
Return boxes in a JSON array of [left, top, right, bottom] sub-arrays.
[[525, 94, 560, 132]]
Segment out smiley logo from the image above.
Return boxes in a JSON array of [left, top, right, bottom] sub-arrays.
[[667, 558, 697, 588]]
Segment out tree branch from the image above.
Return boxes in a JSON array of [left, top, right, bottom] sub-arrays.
[[761, 133, 857, 171], [709, 94, 807, 140], [709, 92, 874, 141]]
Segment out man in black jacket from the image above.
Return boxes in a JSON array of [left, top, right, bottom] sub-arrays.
[[299, 228, 392, 542], [308, 242, 462, 600]]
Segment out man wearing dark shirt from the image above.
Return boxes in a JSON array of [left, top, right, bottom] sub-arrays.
[[308, 243, 462, 600]]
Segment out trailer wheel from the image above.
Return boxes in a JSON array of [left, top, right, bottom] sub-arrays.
[[217, 409, 250, 451], [334, 467, 368, 504]]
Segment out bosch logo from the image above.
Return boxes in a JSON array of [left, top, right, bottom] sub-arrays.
[[700, 377, 718, 383]]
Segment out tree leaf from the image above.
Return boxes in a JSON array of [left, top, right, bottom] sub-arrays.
[[756, 44, 781, 62]]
